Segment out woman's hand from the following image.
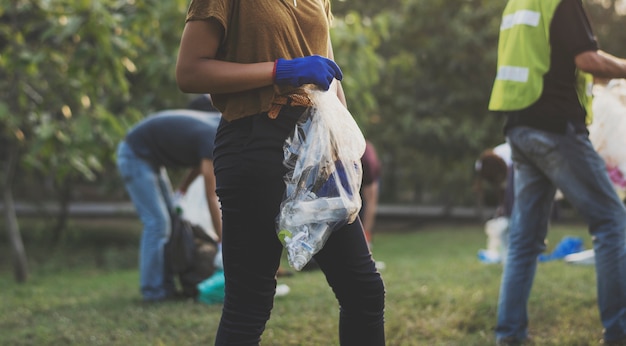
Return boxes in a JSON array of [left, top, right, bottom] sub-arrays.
[[273, 55, 343, 90]]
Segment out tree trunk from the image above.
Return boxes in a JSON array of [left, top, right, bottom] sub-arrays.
[[51, 177, 72, 244], [2, 143, 29, 283]]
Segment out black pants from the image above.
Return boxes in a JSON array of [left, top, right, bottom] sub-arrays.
[[213, 106, 385, 346]]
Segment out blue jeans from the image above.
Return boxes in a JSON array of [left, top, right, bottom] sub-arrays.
[[116, 141, 176, 301], [496, 126, 626, 342]]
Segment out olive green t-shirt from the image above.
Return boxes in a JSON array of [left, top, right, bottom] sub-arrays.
[[186, 0, 332, 121]]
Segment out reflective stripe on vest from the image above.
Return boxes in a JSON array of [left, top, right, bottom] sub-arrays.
[[496, 66, 530, 83], [501, 10, 540, 30]]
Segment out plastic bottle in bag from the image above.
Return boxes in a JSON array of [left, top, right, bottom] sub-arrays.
[[283, 110, 314, 171], [281, 223, 330, 270], [283, 197, 355, 225], [278, 196, 357, 270]]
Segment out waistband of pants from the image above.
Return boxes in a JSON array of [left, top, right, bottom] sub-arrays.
[[117, 140, 160, 172], [504, 112, 587, 135]]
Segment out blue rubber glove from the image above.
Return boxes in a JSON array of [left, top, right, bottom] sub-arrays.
[[273, 55, 343, 91]]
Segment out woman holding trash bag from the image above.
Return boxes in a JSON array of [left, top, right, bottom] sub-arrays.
[[176, 1, 386, 345]]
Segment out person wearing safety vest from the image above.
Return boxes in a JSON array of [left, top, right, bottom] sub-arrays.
[[488, 0, 626, 344]]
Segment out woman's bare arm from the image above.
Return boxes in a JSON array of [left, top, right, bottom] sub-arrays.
[[176, 20, 274, 94]]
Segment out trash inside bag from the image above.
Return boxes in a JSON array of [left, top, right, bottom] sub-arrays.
[[277, 89, 366, 271]]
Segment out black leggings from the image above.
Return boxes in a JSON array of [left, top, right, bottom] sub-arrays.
[[213, 106, 386, 346]]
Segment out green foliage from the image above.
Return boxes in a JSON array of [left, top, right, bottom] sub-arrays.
[[0, 0, 189, 189], [333, 0, 506, 204], [1, 0, 624, 207], [0, 219, 604, 345], [331, 11, 390, 126], [586, 0, 626, 57]]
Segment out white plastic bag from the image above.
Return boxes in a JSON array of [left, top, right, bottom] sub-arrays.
[[277, 89, 366, 270], [176, 176, 219, 241], [176, 176, 223, 269], [589, 80, 626, 199]]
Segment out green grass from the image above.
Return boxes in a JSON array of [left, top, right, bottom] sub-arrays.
[[0, 218, 603, 345]]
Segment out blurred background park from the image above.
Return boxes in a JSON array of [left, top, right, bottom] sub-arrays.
[[1, 0, 625, 344]]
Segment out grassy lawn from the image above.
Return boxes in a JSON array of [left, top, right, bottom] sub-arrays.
[[0, 218, 602, 345]]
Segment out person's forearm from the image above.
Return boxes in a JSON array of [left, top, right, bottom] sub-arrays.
[[361, 183, 379, 232], [200, 159, 222, 241], [594, 51, 626, 78], [362, 208, 376, 233], [207, 197, 222, 242], [177, 59, 275, 94], [576, 50, 626, 79], [177, 20, 341, 95], [178, 167, 201, 194], [176, 21, 275, 94]]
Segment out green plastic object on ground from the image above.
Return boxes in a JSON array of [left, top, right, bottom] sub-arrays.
[[197, 269, 225, 305]]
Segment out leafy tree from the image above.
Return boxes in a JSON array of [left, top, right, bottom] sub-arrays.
[[333, 0, 505, 205], [586, 0, 626, 57], [0, 0, 190, 281], [331, 11, 391, 128]]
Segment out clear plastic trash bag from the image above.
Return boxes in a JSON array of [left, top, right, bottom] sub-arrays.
[[277, 89, 366, 271]]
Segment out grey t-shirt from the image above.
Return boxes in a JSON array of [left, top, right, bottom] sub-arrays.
[[125, 109, 221, 168]]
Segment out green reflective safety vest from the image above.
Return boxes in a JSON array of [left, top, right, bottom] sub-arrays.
[[489, 0, 593, 121]]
